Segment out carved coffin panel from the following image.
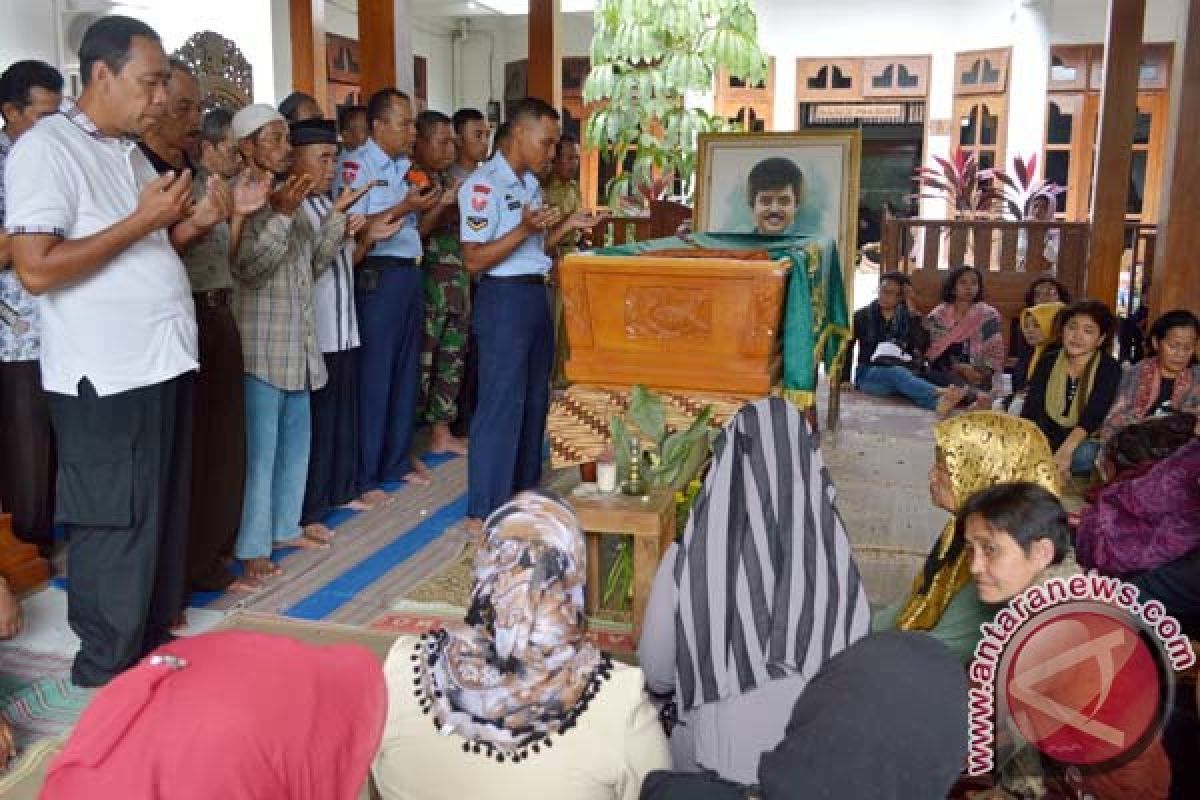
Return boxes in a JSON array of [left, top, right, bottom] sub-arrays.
[[623, 286, 713, 341]]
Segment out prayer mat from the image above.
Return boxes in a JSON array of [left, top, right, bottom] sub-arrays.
[[548, 384, 747, 469], [214, 452, 471, 626], [0, 647, 91, 751]]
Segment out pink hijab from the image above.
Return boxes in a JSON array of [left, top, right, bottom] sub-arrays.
[[41, 631, 386, 800]]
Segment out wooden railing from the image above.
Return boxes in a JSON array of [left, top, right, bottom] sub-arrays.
[[880, 215, 1090, 349], [588, 200, 692, 248]]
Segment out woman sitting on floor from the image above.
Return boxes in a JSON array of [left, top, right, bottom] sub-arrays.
[[1005, 299, 1065, 413], [1097, 309, 1200, 446], [638, 396, 870, 785], [1008, 276, 1071, 394], [1020, 300, 1122, 476], [958, 481, 1169, 800], [638, 632, 969, 800], [40, 631, 386, 799], [873, 411, 1061, 662], [373, 490, 669, 800], [847, 271, 961, 415], [925, 266, 1007, 408]]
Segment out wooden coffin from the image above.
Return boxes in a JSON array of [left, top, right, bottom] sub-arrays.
[[560, 252, 791, 394]]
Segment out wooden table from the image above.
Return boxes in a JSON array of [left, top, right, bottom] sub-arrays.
[[567, 487, 676, 645]]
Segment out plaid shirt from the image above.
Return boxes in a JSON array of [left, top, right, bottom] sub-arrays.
[[0, 129, 43, 362], [232, 204, 347, 391]]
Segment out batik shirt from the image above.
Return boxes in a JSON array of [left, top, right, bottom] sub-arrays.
[[0, 129, 41, 362]]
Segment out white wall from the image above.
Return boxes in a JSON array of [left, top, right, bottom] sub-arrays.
[[1050, 0, 1183, 44], [0, 0, 59, 73]]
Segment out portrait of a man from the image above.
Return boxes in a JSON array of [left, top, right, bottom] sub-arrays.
[[746, 156, 803, 235]]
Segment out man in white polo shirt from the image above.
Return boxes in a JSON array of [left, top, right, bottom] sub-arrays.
[[4, 16, 198, 687]]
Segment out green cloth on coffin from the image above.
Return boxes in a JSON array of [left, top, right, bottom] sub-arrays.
[[590, 232, 851, 406]]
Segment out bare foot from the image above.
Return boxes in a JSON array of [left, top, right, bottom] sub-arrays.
[[429, 424, 469, 455], [242, 557, 281, 580], [227, 575, 264, 593], [275, 534, 329, 551], [936, 385, 967, 418], [340, 499, 370, 511], [464, 517, 484, 541], [357, 489, 390, 507], [404, 458, 433, 486], [303, 523, 334, 544]]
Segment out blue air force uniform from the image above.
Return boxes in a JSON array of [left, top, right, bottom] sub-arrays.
[[335, 138, 424, 486], [460, 152, 553, 518]]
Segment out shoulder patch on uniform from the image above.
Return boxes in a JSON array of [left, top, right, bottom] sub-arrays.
[[472, 184, 492, 194], [341, 161, 361, 184], [465, 215, 489, 231]]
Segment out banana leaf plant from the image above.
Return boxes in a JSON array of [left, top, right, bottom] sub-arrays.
[[983, 153, 1065, 220], [911, 147, 1002, 220], [584, 0, 768, 206]]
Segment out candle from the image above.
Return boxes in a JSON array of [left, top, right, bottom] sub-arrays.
[[597, 461, 618, 493]]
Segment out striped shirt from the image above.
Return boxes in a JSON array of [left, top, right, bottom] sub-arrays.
[[231, 203, 348, 391], [303, 195, 359, 353]]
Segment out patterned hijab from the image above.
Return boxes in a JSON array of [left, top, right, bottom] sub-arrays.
[[422, 490, 605, 755], [1021, 301, 1066, 380], [895, 411, 1061, 631], [673, 396, 870, 712]]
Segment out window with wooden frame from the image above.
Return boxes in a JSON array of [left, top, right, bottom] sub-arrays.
[[715, 58, 775, 131], [954, 48, 1010, 96], [796, 58, 862, 102], [1044, 44, 1172, 222], [862, 56, 930, 99]]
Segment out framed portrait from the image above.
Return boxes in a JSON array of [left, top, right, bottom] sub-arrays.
[[694, 130, 862, 265]]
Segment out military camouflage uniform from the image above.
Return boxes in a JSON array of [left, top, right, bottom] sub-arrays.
[[418, 169, 470, 424]]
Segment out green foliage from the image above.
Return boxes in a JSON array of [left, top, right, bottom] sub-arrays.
[[585, 0, 768, 205], [609, 384, 715, 492]]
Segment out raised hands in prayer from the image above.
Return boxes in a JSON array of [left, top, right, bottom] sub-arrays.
[[333, 183, 373, 215], [402, 183, 442, 215], [232, 170, 271, 218], [136, 169, 193, 232], [521, 204, 562, 234], [344, 213, 367, 239], [564, 208, 609, 231], [190, 174, 232, 229], [363, 211, 408, 244], [270, 174, 316, 215]]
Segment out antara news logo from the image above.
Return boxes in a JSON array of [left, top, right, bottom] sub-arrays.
[[967, 572, 1195, 777]]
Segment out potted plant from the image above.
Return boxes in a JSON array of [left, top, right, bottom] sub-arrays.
[[583, 0, 769, 207]]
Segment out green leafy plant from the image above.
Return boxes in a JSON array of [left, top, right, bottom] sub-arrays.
[[584, 0, 768, 205]]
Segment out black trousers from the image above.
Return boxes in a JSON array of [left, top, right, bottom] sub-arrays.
[[302, 348, 361, 525], [187, 301, 245, 591], [48, 374, 194, 687], [0, 360, 56, 551]]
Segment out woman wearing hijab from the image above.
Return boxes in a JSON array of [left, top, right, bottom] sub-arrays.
[[638, 631, 969, 800], [1008, 277, 1071, 393], [638, 396, 871, 784], [40, 630, 386, 799], [873, 411, 1062, 662], [373, 490, 669, 800]]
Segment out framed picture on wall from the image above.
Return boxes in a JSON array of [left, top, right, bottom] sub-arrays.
[[694, 130, 862, 263]]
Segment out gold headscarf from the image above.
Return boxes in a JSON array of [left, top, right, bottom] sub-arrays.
[[1021, 302, 1066, 381], [895, 411, 1061, 631]]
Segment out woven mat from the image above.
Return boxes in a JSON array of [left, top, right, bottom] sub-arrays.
[[0, 647, 92, 752], [549, 384, 749, 469]]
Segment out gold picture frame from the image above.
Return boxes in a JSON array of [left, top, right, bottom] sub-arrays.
[[693, 129, 862, 276]]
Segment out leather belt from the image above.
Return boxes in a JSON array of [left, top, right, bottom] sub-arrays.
[[481, 274, 546, 285]]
